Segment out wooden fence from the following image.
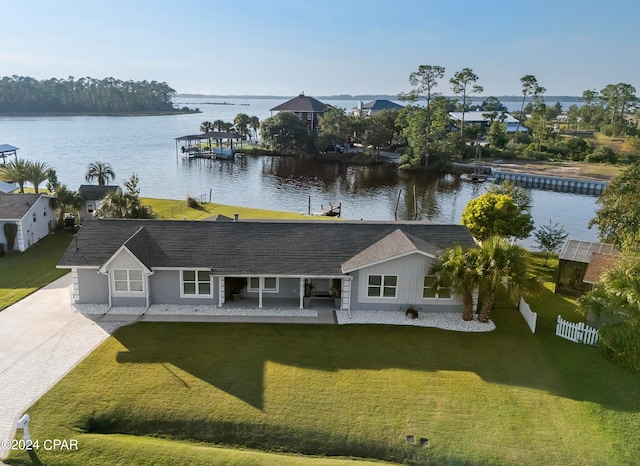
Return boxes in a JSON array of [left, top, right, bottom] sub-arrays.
[[555, 315, 599, 345]]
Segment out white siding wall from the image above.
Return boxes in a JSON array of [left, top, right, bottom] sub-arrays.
[[356, 254, 433, 304]]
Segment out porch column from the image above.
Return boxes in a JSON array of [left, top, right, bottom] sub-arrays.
[[259, 277, 263, 308], [299, 277, 304, 309], [218, 276, 224, 307], [343, 276, 352, 312]]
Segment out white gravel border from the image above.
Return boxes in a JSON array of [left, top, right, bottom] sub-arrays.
[[72, 303, 318, 317], [336, 310, 495, 332]]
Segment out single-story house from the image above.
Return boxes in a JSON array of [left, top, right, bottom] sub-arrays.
[[57, 219, 475, 315], [449, 111, 528, 133], [78, 185, 121, 219], [269, 93, 329, 130], [352, 100, 404, 117], [0, 193, 56, 252], [555, 239, 621, 297]]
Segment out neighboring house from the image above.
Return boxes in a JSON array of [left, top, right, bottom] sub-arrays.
[[352, 100, 404, 117], [555, 239, 621, 297], [0, 193, 56, 252], [449, 111, 528, 133], [57, 219, 475, 315], [269, 93, 329, 130], [78, 185, 122, 219]]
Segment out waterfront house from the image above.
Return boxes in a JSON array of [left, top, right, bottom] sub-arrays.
[[269, 93, 329, 131], [57, 219, 475, 316], [352, 100, 404, 117], [449, 111, 528, 133], [0, 193, 56, 252], [78, 184, 121, 220]]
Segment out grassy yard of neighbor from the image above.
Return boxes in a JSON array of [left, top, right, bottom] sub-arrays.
[[6, 255, 640, 465], [0, 231, 73, 311], [141, 198, 337, 221]]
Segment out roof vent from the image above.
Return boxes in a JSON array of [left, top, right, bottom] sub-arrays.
[[233, 213, 239, 221]]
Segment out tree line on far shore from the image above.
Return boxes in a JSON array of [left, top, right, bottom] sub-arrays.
[[257, 66, 640, 169], [0, 75, 179, 114]]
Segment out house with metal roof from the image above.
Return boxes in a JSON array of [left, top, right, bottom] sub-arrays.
[[0, 193, 56, 252], [58, 218, 475, 318], [352, 100, 404, 117], [449, 111, 528, 133], [269, 93, 329, 130]]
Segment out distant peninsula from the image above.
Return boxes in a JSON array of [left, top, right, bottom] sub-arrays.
[[0, 75, 199, 116], [177, 93, 582, 103]]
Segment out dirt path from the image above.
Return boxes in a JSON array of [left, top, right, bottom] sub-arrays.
[[485, 159, 621, 182]]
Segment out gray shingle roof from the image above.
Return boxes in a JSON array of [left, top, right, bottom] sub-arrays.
[[0, 193, 49, 220], [78, 185, 120, 200], [356, 100, 404, 112], [59, 219, 474, 276], [342, 229, 440, 272], [269, 94, 328, 113]]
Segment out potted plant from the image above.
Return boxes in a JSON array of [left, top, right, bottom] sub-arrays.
[[228, 277, 246, 301], [330, 283, 341, 309], [406, 307, 419, 319], [303, 279, 313, 308]]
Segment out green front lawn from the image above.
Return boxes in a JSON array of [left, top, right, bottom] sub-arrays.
[[7, 254, 640, 465], [0, 231, 73, 310]]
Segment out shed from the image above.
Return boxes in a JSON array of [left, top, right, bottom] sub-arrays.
[[555, 239, 620, 296]]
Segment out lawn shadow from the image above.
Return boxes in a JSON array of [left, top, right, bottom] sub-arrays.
[[112, 316, 640, 413]]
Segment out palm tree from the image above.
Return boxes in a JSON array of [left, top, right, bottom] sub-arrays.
[[212, 119, 225, 131], [249, 116, 260, 141], [85, 161, 115, 186], [199, 121, 213, 133], [578, 257, 640, 326], [0, 158, 29, 192], [24, 160, 50, 193], [54, 184, 84, 228], [433, 246, 483, 321], [476, 237, 529, 323]]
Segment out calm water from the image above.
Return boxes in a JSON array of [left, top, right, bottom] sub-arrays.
[[0, 98, 598, 249]]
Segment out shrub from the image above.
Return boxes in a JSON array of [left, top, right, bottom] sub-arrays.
[[586, 147, 617, 164], [598, 322, 640, 374]]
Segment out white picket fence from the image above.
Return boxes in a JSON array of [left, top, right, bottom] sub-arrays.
[[555, 315, 599, 345]]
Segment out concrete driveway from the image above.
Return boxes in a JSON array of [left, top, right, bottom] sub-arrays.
[[0, 274, 124, 459]]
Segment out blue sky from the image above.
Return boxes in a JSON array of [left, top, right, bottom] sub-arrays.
[[2, 0, 638, 96]]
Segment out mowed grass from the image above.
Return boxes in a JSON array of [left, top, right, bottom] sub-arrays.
[[7, 255, 640, 465], [141, 198, 338, 221], [0, 231, 73, 310]]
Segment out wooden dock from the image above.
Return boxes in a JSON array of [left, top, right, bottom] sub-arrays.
[[312, 203, 341, 217]]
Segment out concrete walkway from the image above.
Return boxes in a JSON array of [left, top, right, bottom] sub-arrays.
[[0, 274, 124, 460]]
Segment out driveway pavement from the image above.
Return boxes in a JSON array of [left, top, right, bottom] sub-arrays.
[[0, 274, 124, 460]]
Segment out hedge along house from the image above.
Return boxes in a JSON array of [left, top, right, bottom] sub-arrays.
[[57, 219, 475, 318], [269, 93, 329, 131], [0, 193, 56, 253]]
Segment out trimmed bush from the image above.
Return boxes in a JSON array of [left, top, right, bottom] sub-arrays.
[[598, 322, 640, 374]]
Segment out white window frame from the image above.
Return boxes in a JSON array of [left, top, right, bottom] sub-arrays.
[[367, 274, 398, 298], [180, 269, 213, 298], [32, 212, 37, 222], [87, 202, 95, 214], [423, 275, 452, 300], [113, 269, 144, 293], [247, 276, 279, 293]]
